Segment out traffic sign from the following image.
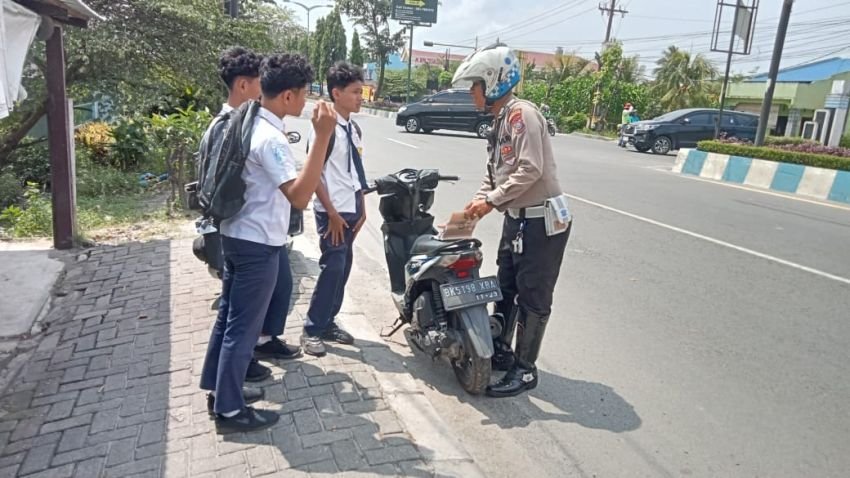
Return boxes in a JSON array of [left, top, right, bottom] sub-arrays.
[[391, 0, 438, 24]]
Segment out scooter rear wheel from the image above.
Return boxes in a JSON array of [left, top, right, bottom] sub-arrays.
[[452, 316, 492, 395]]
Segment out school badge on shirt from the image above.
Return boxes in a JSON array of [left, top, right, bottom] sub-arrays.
[[272, 144, 288, 166]]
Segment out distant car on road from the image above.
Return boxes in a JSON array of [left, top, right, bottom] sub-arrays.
[[396, 89, 494, 138], [625, 108, 759, 154]]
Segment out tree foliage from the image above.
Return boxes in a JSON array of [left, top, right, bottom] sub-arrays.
[[652, 46, 719, 112], [0, 0, 298, 166], [336, 0, 407, 98], [350, 30, 365, 66]]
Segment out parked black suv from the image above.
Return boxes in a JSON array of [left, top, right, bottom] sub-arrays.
[[626, 108, 759, 154], [396, 89, 494, 138]]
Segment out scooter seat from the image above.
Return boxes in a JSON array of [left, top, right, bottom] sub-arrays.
[[410, 235, 449, 255]]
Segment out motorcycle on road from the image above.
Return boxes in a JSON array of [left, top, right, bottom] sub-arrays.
[[367, 168, 500, 395]]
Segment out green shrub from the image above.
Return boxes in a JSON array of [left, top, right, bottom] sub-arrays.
[[76, 158, 141, 198], [559, 112, 588, 133], [109, 116, 150, 170], [764, 136, 815, 146], [1, 183, 54, 237], [697, 140, 850, 171], [0, 173, 23, 208], [841, 135, 850, 149], [6, 143, 50, 186]]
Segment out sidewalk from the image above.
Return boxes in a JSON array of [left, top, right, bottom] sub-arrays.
[[0, 221, 482, 477]]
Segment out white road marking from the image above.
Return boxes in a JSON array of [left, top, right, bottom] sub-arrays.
[[386, 138, 419, 149], [567, 194, 850, 287]]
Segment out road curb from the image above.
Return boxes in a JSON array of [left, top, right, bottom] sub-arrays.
[[674, 148, 850, 204], [569, 132, 617, 142]]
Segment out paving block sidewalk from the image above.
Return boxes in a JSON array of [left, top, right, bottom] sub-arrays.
[[0, 227, 480, 477]]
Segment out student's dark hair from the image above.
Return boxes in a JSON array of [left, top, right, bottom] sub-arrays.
[[326, 62, 365, 102], [260, 53, 315, 98], [218, 47, 262, 90]]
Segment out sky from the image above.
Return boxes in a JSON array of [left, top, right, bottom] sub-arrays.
[[284, 0, 850, 77]]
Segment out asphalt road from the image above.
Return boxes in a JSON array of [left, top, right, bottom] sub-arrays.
[[287, 106, 850, 478]]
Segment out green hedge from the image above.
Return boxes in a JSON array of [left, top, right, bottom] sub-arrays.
[[697, 140, 850, 172], [764, 136, 814, 146]]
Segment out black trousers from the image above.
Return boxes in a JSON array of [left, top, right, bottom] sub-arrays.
[[495, 215, 570, 324]]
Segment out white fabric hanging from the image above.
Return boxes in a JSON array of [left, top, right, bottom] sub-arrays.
[[0, 0, 41, 119]]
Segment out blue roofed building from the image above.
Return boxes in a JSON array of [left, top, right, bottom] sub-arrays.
[[727, 57, 850, 140]]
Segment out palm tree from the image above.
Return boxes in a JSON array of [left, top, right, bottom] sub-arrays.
[[652, 46, 718, 111]]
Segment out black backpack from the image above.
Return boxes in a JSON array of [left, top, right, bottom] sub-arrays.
[[307, 120, 362, 162], [196, 100, 261, 222]]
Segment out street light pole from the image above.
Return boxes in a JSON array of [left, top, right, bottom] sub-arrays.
[[407, 24, 414, 103], [280, 1, 334, 57]]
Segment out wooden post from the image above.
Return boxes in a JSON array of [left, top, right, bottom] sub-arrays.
[[45, 26, 76, 249]]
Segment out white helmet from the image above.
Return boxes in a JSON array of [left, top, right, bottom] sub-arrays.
[[452, 45, 521, 103]]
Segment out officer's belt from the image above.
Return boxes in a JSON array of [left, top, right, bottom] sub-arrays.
[[506, 204, 545, 220]]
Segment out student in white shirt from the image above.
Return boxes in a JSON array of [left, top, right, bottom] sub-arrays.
[[200, 53, 337, 433], [301, 62, 368, 357], [206, 47, 302, 389]]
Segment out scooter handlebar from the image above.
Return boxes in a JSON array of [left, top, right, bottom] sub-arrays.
[[438, 175, 459, 182]]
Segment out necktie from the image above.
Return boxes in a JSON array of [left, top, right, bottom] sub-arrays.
[[346, 123, 369, 190]]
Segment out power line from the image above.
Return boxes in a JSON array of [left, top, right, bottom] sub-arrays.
[[452, 0, 585, 46], [500, 6, 598, 44]]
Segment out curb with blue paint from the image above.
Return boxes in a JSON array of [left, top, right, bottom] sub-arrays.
[[673, 149, 850, 205]]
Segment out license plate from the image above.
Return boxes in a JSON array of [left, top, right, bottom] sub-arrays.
[[439, 277, 503, 311]]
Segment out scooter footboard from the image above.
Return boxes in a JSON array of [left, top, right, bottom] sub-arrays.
[[457, 306, 494, 359]]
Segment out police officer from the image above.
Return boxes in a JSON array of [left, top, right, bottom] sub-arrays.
[[453, 45, 571, 398]]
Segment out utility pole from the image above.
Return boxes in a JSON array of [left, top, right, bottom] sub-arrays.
[[600, 0, 627, 43], [591, 0, 628, 129], [227, 0, 238, 18], [755, 0, 793, 146]]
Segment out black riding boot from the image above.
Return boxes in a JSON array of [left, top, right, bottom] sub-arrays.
[[491, 297, 519, 371], [491, 310, 517, 371], [486, 309, 549, 398]]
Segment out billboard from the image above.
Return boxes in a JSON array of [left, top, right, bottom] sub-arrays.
[[391, 0, 438, 24]]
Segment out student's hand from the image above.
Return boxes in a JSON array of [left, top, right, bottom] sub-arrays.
[[312, 101, 336, 139], [325, 211, 348, 246]]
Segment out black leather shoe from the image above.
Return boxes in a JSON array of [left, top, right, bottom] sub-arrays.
[[254, 336, 302, 360], [215, 406, 279, 434], [486, 364, 538, 398], [207, 387, 264, 416], [321, 323, 354, 345], [245, 359, 271, 382]]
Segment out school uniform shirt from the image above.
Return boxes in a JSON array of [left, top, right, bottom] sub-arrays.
[[308, 112, 363, 215], [220, 107, 298, 247]]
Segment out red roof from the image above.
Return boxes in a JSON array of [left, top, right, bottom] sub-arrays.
[[405, 48, 597, 73]]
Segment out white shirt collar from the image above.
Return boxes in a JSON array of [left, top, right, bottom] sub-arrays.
[[221, 103, 234, 114], [258, 107, 285, 131], [336, 111, 352, 128]]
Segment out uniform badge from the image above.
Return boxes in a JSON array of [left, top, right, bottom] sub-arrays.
[[509, 109, 526, 134], [500, 143, 516, 166], [272, 144, 289, 166]]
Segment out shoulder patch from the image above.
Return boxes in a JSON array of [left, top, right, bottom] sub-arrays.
[[509, 108, 526, 134]]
